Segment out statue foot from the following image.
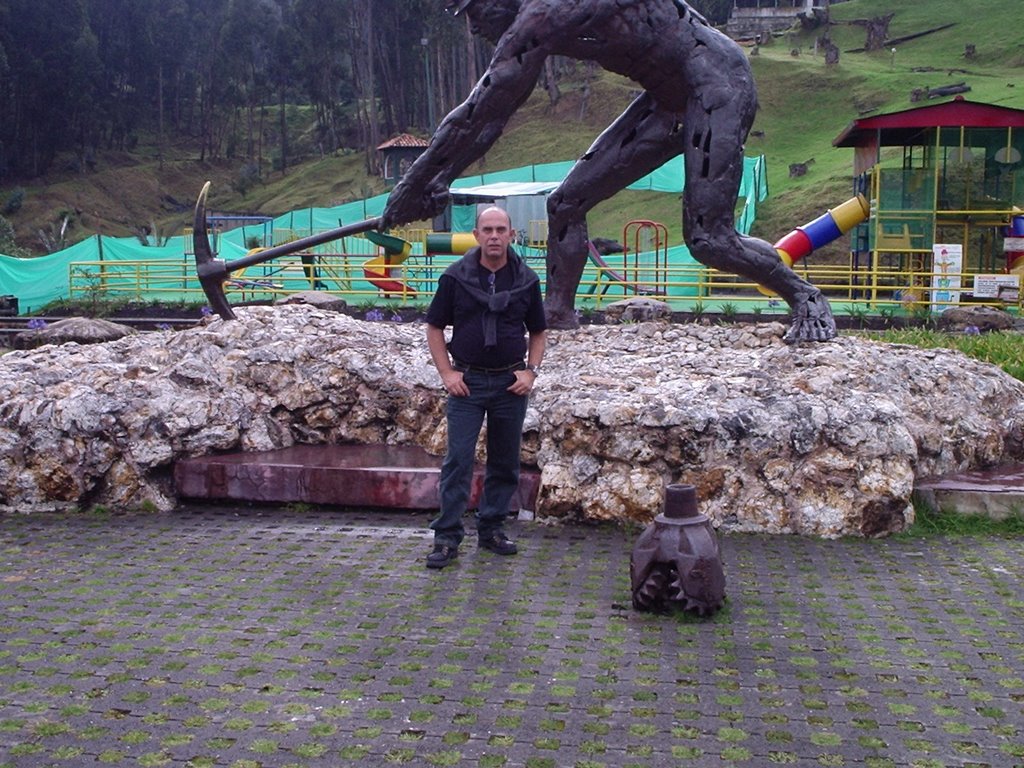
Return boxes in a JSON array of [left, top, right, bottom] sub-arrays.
[[544, 302, 580, 330], [783, 291, 836, 344]]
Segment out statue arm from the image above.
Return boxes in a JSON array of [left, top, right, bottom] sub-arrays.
[[382, 29, 550, 228]]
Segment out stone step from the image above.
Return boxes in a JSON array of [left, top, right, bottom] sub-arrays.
[[913, 464, 1024, 520], [174, 444, 541, 512]]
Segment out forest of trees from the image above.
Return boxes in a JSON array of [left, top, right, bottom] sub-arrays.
[[0, 0, 732, 184]]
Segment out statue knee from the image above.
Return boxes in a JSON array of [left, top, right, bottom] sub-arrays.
[[686, 234, 730, 271]]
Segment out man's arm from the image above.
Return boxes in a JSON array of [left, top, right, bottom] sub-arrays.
[[509, 329, 547, 396], [382, 18, 550, 228], [527, 329, 546, 372], [427, 323, 469, 397]]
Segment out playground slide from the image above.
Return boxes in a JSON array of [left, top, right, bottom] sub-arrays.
[[362, 231, 416, 296], [586, 241, 662, 295], [759, 194, 870, 296]]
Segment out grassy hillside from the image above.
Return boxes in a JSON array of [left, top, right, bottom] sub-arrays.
[[2, 0, 1023, 256], [742, 0, 1024, 259]]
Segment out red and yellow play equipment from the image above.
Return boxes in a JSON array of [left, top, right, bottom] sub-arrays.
[[760, 194, 870, 296], [362, 230, 416, 296]]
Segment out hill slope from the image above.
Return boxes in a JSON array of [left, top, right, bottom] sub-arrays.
[[2, 0, 1023, 256]]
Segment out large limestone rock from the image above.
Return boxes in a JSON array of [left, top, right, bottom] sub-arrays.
[[3, 304, 1023, 537]]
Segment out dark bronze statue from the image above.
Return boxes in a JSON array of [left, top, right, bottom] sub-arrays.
[[381, 0, 836, 342]]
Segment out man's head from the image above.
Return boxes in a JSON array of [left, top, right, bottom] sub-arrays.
[[446, 0, 520, 44], [473, 206, 515, 264]]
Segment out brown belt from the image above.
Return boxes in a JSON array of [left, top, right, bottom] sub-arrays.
[[453, 359, 525, 374]]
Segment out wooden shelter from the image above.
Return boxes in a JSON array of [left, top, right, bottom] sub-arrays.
[[833, 97, 1024, 305], [377, 134, 429, 187]]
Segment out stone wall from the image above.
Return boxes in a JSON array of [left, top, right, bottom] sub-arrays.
[[3, 304, 1023, 537]]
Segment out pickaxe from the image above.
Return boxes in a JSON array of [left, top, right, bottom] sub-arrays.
[[192, 181, 384, 319]]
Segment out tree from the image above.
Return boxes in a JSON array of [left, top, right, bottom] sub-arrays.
[[0, 0, 91, 176], [0, 0, 500, 183], [690, 0, 732, 26], [293, 0, 352, 155]]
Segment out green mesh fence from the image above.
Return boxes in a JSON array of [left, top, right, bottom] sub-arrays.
[[0, 156, 766, 313]]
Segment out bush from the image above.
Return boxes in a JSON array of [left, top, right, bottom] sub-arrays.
[[232, 163, 261, 197], [0, 215, 31, 258], [2, 187, 24, 216]]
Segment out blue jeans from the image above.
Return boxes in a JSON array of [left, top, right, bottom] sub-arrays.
[[432, 370, 529, 547]]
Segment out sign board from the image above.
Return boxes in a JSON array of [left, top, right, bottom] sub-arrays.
[[931, 244, 963, 313], [973, 273, 1020, 301]]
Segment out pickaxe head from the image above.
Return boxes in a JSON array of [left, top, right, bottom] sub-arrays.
[[193, 181, 237, 320], [444, 0, 518, 43], [445, 0, 478, 14]]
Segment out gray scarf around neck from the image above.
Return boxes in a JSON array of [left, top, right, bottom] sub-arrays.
[[442, 246, 539, 349]]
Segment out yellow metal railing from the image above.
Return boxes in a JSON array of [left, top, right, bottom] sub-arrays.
[[67, 256, 1020, 316]]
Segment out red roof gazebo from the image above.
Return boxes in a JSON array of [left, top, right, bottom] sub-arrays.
[[377, 134, 429, 186], [832, 97, 1024, 304], [834, 97, 1024, 175]]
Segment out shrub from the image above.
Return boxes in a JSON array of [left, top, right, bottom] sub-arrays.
[[232, 163, 261, 196], [2, 187, 25, 216], [0, 215, 31, 258]]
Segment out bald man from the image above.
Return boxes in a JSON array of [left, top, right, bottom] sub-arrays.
[[423, 206, 547, 569]]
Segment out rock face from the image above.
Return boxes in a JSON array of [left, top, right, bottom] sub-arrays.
[[939, 305, 1017, 333], [3, 304, 1024, 537]]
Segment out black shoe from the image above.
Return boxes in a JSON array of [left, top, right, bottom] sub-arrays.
[[479, 532, 517, 556], [426, 543, 458, 569]]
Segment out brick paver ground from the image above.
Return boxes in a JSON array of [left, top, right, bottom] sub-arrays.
[[1, 506, 1022, 767]]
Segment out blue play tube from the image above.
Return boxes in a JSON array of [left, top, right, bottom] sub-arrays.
[[800, 211, 844, 251]]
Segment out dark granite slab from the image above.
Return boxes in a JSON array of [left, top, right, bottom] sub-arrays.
[[174, 444, 540, 511]]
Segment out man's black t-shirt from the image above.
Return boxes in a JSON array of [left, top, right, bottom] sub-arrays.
[[426, 249, 546, 368]]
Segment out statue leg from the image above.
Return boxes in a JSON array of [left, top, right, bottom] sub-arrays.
[[682, 98, 836, 343], [544, 93, 683, 329]]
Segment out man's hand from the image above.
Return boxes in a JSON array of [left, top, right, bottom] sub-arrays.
[[381, 177, 450, 231], [441, 369, 469, 397], [508, 369, 537, 396]]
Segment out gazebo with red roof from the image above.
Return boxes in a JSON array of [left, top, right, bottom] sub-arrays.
[[377, 134, 429, 186], [832, 97, 1024, 304]]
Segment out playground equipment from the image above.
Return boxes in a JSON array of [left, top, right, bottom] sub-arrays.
[[836, 99, 1024, 306], [362, 231, 416, 296], [425, 232, 478, 256], [760, 194, 870, 296], [587, 220, 669, 297]]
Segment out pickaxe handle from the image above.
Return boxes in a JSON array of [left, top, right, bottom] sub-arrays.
[[220, 217, 383, 273], [192, 181, 383, 319]]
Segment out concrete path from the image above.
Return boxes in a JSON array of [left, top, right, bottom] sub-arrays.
[[1, 506, 1022, 767]]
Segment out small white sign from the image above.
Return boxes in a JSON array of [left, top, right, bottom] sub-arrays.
[[1004, 237, 1024, 252], [931, 244, 963, 313], [973, 273, 1020, 299]]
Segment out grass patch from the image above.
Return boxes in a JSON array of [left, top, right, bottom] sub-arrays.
[[899, 500, 1024, 538], [864, 329, 1024, 381]]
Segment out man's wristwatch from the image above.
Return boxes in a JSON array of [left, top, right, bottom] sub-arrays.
[[525, 364, 540, 374]]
